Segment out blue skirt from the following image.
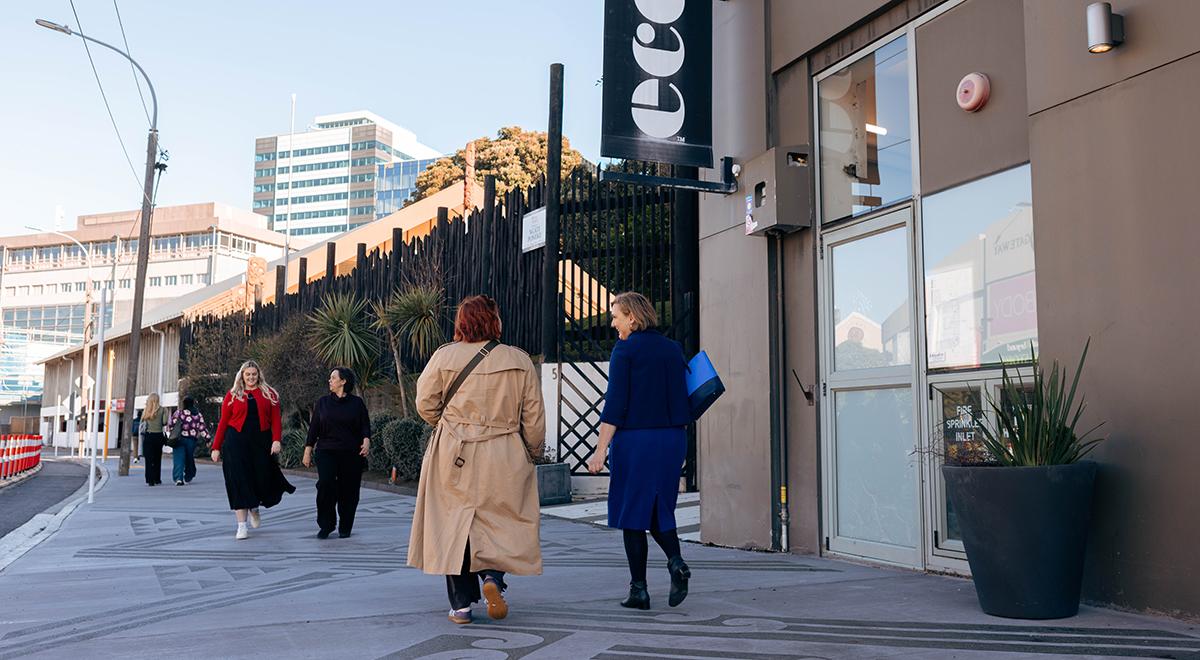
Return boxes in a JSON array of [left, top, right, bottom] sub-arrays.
[[607, 426, 687, 530]]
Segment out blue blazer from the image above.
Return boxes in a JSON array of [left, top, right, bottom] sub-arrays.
[[600, 330, 691, 429]]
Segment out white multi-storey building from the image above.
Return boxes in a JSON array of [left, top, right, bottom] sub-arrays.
[[253, 110, 441, 239], [0, 203, 290, 415]]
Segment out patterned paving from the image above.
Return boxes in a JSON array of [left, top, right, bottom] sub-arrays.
[[0, 464, 1196, 660]]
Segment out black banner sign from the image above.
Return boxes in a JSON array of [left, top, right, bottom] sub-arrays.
[[601, 0, 713, 168]]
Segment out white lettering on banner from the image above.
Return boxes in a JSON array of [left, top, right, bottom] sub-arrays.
[[631, 0, 687, 140]]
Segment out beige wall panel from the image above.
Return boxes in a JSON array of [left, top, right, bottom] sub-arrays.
[[704, 0, 768, 239], [698, 226, 773, 549], [1024, 0, 1200, 115], [770, 0, 893, 72], [774, 57, 811, 148], [1029, 52, 1200, 617], [782, 230, 821, 554], [808, 0, 946, 74], [916, 0, 1029, 194]]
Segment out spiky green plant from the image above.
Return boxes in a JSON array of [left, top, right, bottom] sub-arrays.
[[308, 292, 382, 389], [974, 339, 1106, 466], [372, 282, 446, 417]]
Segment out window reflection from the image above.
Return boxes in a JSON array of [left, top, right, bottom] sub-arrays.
[[922, 165, 1037, 369], [832, 226, 911, 370], [819, 36, 912, 222]]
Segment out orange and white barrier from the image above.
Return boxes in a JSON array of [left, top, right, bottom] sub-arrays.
[[0, 435, 43, 481]]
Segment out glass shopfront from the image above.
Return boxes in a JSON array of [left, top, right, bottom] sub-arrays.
[[814, 7, 1037, 571]]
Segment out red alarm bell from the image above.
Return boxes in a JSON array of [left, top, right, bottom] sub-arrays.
[[956, 72, 990, 112]]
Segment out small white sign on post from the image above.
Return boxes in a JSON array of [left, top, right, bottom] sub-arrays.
[[522, 206, 547, 253]]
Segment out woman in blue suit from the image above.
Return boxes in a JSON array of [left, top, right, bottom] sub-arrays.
[[587, 291, 692, 610]]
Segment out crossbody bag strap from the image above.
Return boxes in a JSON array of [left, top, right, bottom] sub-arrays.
[[441, 340, 500, 411]]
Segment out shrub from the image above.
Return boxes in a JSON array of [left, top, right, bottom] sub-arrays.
[[379, 417, 434, 481], [278, 421, 309, 469], [250, 316, 330, 427], [366, 411, 401, 471]]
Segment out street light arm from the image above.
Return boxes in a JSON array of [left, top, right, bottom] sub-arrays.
[[35, 19, 157, 129], [25, 226, 93, 265]]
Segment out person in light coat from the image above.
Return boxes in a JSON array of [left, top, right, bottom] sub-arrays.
[[408, 295, 546, 626]]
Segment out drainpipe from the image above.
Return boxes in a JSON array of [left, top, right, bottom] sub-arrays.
[[149, 324, 165, 396], [767, 230, 790, 552]]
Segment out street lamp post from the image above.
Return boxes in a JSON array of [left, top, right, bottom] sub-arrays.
[[26, 227, 94, 458], [38, 18, 160, 478]]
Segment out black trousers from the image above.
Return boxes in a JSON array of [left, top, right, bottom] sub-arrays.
[[315, 448, 364, 534], [446, 541, 506, 610], [143, 432, 165, 485]]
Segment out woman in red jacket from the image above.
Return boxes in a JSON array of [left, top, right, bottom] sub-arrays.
[[211, 360, 295, 540]]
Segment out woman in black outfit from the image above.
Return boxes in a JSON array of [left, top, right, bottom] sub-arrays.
[[302, 366, 371, 539]]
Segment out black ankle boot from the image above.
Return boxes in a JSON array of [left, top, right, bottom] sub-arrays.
[[620, 580, 650, 610], [667, 556, 690, 607]]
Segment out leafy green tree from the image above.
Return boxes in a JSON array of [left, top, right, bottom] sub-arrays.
[[249, 316, 329, 426], [410, 126, 588, 203]]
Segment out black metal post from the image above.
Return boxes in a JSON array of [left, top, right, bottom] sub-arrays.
[[672, 166, 701, 491], [542, 63, 564, 362]]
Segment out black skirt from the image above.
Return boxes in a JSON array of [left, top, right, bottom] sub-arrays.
[[221, 426, 295, 510]]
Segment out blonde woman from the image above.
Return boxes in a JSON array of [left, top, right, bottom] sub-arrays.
[[140, 393, 169, 486], [211, 360, 295, 539], [587, 292, 693, 609]]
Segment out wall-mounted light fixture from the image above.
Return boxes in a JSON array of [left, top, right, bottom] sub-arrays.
[[1087, 2, 1124, 54]]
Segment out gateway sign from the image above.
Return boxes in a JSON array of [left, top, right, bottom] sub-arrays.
[[601, 0, 713, 168]]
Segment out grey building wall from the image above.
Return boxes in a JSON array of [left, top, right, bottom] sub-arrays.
[[699, 0, 773, 550], [915, 0, 1029, 194], [703, 0, 1200, 617], [1024, 0, 1200, 618]]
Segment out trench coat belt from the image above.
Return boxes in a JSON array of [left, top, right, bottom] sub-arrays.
[[440, 417, 521, 469]]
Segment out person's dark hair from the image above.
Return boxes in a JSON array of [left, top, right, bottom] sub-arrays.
[[333, 366, 357, 394], [454, 295, 502, 343], [182, 396, 197, 412]]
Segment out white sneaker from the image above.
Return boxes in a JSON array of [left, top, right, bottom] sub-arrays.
[[235, 523, 249, 540], [249, 508, 261, 529]]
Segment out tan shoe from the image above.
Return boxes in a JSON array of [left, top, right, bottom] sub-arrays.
[[249, 508, 261, 529], [482, 578, 508, 620]]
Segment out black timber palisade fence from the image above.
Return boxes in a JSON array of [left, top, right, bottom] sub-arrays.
[[180, 163, 698, 484]]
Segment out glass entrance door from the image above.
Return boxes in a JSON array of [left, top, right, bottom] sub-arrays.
[[819, 207, 922, 567]]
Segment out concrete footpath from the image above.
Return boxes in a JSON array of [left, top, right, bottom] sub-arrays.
[[0, 462, 1196, 659]]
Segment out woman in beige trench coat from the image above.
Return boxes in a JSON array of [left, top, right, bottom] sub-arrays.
[[408, 295, 546, 625]]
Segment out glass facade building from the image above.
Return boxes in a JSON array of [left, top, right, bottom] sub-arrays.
[[375, 158, 438, 218]]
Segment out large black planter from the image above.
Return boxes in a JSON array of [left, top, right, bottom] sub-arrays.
[[942, 461, 1097, 619], [536, 462, 572, 506]]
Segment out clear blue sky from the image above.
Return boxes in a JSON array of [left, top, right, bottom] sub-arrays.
[[0, 1, 605, 236]]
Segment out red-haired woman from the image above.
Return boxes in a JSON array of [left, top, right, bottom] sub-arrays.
[[409, 295, 546, 625]]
